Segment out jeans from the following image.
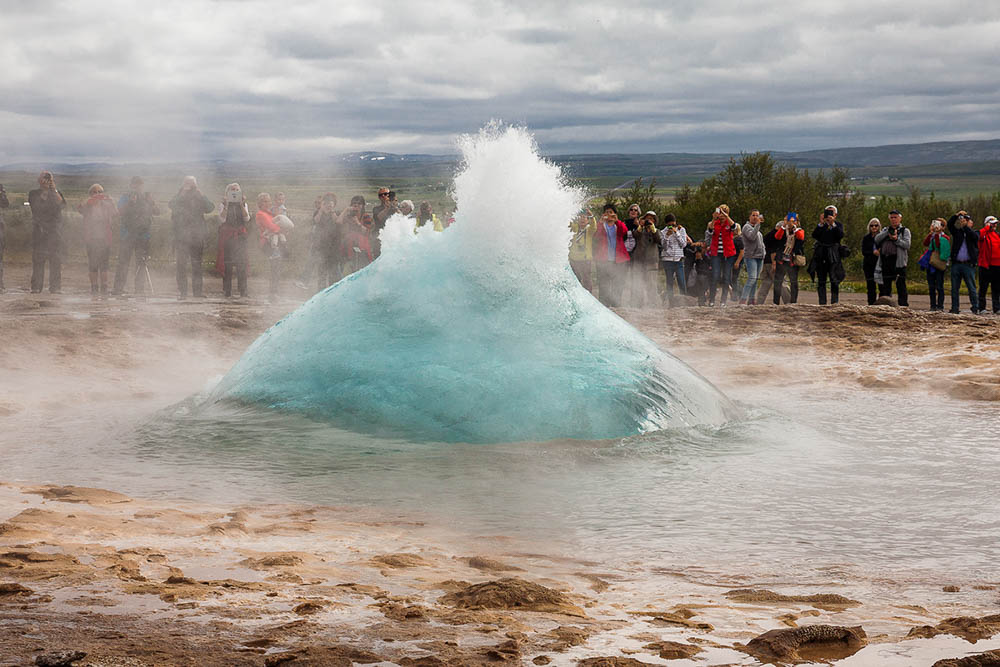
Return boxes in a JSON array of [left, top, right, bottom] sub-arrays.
[[113, 231, 150, 294], [927, 268, 945, 310], [30, 225, 62, 293], [661, 260, 686, 305], [709, 254, 735, 304], [815, 263, 839, 304], [882, 264, 908, 306], [740, 257, 763, 302], [176, 239, 205, 297], [978, 265, 1000, 313], [570, 259, 593, 292], [773, 262, 799, 304], [950, 262, 978, 313], [596, 261, 624, 307]]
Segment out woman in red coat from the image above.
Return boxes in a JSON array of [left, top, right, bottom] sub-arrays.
[[255, 192, 283, 302], [978, 215, 1000, 313], [77, 184, 118, 299], [591, 204, 629, 307], [706, 203, 738, 306]]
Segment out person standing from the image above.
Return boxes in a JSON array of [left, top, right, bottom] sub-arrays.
[[977, 215, 1000, 314], [169, 176, 215, 299], [861, 218, 882, 305], [658, 213, 690, 307], [757, 221, 784, 304], [592, 204, 629, 307], [415, 201, 441, 232], [739, 210, 765, 305], [811, 205, 845, 305], [874, 209, 911, 306], [773, 213, 804, 305], [255, 192, 283, 302], [621, 204, 640, 304], [705, 204, 738, 307], [216, 183, 251, 298], [631, 211, 662, 308], [947, 211, 979, 314], [77, 184, 118, 299], [314, 193, 343, 290], [922, 218, 951, 311], [28, 171, 67, 293], [569, 210, 596, 292], [0, 184, 8, 292], [370, 187, 397, 258], [112, 176, 159, 297]]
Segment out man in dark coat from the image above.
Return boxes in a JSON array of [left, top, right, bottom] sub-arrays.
[[169, 176, 215, 298], [28, 171, 67, 293], [112, 176, 160, 296]]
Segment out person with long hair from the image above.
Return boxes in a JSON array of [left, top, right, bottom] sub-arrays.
[[861, 218, 882, 305], [772, 212, 804, 305], [217, 183, 250, 298], [922, 218, 951, 311]]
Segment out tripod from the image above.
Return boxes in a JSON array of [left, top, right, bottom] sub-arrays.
[[135, 257, 154, 296]]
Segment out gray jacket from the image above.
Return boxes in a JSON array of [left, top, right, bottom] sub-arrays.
[[741, 221, 765, 260], [874, 226, 911, 268]]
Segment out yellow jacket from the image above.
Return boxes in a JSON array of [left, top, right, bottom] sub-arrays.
[[569, 216, 596, 261]]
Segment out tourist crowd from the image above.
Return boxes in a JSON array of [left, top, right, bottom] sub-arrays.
[[12, 171, 449, 301], [570, 202, 1000, 314]]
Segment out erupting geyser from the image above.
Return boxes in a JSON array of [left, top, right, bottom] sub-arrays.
[[210, 125, 736, 443]]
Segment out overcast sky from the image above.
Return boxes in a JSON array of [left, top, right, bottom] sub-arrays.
[[2, 0, 999, 163]]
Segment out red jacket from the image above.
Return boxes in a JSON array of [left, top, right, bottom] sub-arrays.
[[707, 219, 737, 258], [256, 209, 280, 248], [978, 227, 1000, 267], [78, 194, 117, 247], [592, 220, 630, 263]]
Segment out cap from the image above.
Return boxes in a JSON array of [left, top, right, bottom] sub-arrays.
[[643, 210, 658, 219], [986, 216, 998, 226], [889, 209, 902, 216], [824, 205, 838, 215]]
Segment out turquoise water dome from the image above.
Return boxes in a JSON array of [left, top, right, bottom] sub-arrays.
[[210, 125, 736, 443]]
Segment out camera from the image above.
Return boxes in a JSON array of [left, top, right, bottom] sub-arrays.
[[226, 189, 243, 204]]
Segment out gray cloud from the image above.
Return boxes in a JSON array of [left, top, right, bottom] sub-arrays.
[[1, 0, 999, 163]]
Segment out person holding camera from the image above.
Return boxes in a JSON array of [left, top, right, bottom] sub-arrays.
[[592, 203, 629, 307], [216, 183, 251, 298], [658, 213, 690, 307], [811, 205, 846, 305], [415, 201, 441, 232], [169, 176, 215, 299], [874, 209, 911, 306], [28, 170, 67, 294], [739, 210, 765, 305], [705, 204, 738, 307], [570, 210, 596, 292], [314, 193, 343, 290], [112, 176, 160, 297], [977, 215, 1000, 314], [947, 210, 979, 314], [922, 219, 951, 311], [255, 192, 284, 302], [0, 184, 8, 292], [371, 187, 397, 259], [772, 212, 805, 305], [630, 211, 662, 308], [861, 218, 883, 304]]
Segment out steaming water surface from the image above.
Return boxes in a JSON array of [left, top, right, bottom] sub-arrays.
[[7, 386, 997, 588]]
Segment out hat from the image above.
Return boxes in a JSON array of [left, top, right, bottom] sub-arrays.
[[889, 209, 902, 216], [986, 216, 998, 226], [643, 210, 658, 220], [824, 205, 838, 215]]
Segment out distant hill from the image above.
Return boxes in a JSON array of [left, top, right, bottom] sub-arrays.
[[774, 139, 1000, 168]]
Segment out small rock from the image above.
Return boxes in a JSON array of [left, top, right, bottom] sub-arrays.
[[943, 585, 961, 592], [533, 656, 552, 665], [933, 649, 1000, 666], [0, 582, 33, 597], [292, 601, 325, 615], [737, 624, 867, 663], [35, 651, 87, 667]]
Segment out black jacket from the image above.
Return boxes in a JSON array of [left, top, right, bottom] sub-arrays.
[[947, 214, 979, 262]]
